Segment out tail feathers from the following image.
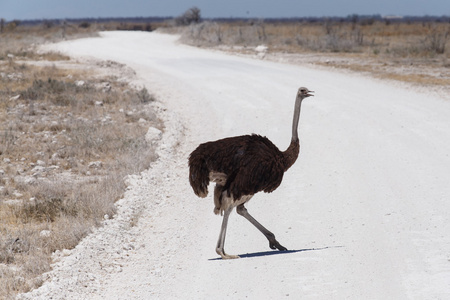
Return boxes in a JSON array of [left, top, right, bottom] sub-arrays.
[[189, 155, 209, 198]]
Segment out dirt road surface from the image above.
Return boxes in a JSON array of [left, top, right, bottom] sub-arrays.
[[19, 31, 450, 299]]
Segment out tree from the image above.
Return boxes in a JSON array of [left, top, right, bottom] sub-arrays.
[[176, 7, 201, 26]]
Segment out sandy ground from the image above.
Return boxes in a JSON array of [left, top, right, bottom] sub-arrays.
[[18, 31, 450, 299]]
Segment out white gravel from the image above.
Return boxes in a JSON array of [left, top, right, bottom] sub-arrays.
[[18, 31, 450, 299]]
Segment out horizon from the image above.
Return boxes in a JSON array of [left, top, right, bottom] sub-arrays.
[[1, 0, 449, 22], [5, 13, 450, 23]]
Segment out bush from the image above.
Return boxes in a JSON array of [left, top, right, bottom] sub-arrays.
[[136, 87, 155, 103], [79, 22, 91, 29], [175, 7, 201, 26], [0, 46, 162, 298], [426, 28, 448, 54]]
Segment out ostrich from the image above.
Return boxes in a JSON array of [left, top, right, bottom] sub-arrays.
[[188, 87, 314, 259]]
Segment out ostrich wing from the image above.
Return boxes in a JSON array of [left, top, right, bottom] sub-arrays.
[[226, 134, 286, 200], [190, 134, 286, 201]]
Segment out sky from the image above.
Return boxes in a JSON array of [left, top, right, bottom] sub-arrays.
[[1, 0, 449, 21]]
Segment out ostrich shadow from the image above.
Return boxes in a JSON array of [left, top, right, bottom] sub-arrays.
[[209, 246, 343, 260]]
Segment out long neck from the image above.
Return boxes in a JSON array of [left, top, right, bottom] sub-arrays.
[[283, 96, 303, 171], [291, 96, 303, 143]]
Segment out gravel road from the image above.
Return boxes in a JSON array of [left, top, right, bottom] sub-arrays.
[[19, 31, 450, 299]]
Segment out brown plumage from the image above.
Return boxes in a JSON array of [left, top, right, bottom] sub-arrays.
[[188, 87, 313, 259], [189, 134, 298, 203]]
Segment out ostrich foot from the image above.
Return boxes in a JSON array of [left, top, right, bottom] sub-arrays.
[[216, 248, 240, 259], [270, 240, 287, 251]]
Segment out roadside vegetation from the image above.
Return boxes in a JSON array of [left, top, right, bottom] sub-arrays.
[[0, 23, 162, 298], [1, 10, 449, 299], [173, 15, 449, 87]]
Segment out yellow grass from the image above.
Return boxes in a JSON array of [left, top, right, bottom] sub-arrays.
[[176, 20, 449, 87], [0, 24, 162, 299]]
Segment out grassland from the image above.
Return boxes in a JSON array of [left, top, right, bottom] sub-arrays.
[[0, 23, 162, 298], [1, 16, 449, 299], [176, 19, 450, 89]]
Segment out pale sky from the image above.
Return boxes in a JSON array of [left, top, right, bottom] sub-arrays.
[[1, 0, 449, 21]]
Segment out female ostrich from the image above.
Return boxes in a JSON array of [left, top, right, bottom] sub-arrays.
[[189, 87, 314, 259]]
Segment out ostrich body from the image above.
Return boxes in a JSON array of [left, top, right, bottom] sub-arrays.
[[189, 87, 313, 259]]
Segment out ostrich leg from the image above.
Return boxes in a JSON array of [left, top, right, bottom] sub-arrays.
[[216, 207, 239, 259], [236, 204, 287, 251]]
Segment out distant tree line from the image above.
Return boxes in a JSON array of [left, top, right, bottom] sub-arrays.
[[1, 10, 449, 32], [6, 16, 170, 27]]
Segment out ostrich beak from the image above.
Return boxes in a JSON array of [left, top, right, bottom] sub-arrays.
[[307, 90, 314, 97]]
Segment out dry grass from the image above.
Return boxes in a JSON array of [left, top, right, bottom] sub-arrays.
[[174, 20, 450, 87], [0, 25, 161, 299], [178, 20, 450, 56], [0, 21, 99, 60], [1, 16, 448, 299]]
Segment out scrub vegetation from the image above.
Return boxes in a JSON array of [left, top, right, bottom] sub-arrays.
[[1, 10, 448, 298], [0, 22, 161, 298], [173, 14, 450, 87]]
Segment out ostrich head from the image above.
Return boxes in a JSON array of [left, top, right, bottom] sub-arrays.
[[297, 87, 314, 99], [290, 87, 313, 143]]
